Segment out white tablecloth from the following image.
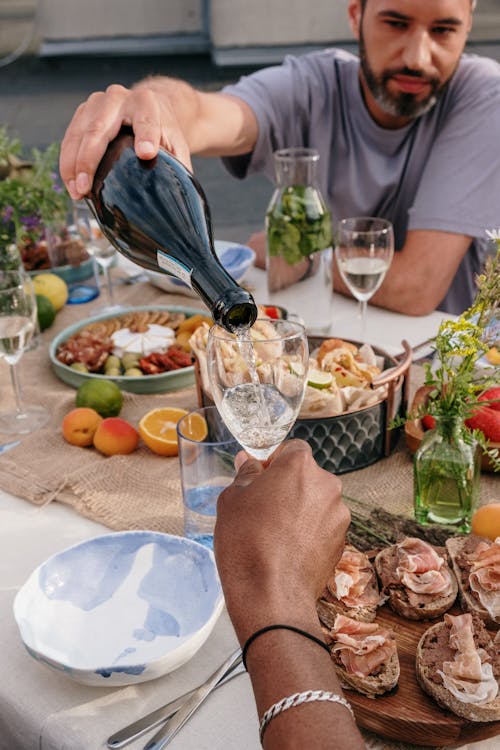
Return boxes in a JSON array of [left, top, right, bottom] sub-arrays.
[[1, 491, 499, 750]]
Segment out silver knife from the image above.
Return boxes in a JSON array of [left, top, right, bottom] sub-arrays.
[[143, 648, 243, 750], [107, 657, 245, 748]]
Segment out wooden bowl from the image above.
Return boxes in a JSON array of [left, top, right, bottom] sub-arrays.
[[404, 386, 499, 473]]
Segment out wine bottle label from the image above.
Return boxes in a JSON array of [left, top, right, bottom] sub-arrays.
[[156, 251, 193, 287]]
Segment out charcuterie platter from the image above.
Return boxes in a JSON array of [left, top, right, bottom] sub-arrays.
[[49, 305, 205, 394]]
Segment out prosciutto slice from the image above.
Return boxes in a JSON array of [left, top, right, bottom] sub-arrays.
[[327, 545, 381, 608], [396, 537, 453, 596], [438, 613, 499, 705], [331, 614, 396, 677], [469, 537, 500, 623]]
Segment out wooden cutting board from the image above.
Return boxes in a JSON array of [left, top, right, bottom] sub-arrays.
[[345, 602, 500, 746]]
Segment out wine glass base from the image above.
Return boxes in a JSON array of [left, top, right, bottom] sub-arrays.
[[67, 284, 100, 305], [0, 405, 50, 435], [93, 302, 128, 315]]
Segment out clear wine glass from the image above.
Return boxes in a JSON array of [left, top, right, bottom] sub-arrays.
[[206, 318, 309, 460], [335, 217, 394, 341], [73, 200, 123, 312], [0, 270, 50, 434]]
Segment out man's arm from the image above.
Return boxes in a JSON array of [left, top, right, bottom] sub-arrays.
[[214, 440, 365, 750], [59, 77, 258, 200], [333, 228, 472, 316]]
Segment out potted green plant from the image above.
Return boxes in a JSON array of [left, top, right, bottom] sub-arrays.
[[0, 126, 92, 281]]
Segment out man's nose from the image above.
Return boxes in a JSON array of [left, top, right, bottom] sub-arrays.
[[402, 30, 433, 71]]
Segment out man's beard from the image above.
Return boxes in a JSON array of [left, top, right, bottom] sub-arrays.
[[358, 34, 444, 119]]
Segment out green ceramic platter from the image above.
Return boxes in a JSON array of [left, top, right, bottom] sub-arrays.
[[49, 304, 203, 394]]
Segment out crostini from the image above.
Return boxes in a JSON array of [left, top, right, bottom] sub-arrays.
[[323, 613, 400, 698], [416, 612, 500, 722], [375, 537, 457, 620], [446, 535, 500, 629], [317, 544, 383, 626]]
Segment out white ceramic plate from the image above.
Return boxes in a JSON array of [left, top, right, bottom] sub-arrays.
[[147, 240, 255, 297], [13, 531, 223, 686]]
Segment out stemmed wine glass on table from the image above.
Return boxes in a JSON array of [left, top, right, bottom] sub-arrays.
[[0, 270, 50, 434], [73, 201, 123, 313], [335, 217, 394, 342], [206, 319, 309, 460]]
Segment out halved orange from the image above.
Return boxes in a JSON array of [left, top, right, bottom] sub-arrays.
[[179, 412, 209, 443], [138, 407, 189, 456]]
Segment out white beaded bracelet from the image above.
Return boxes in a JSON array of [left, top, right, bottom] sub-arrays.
[[259, 689, 354, 743]]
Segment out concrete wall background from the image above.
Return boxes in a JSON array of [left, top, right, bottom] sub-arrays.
[[38, 0, 203, 39], [0, 0, 499, 60], [210, 0, 351, 47]]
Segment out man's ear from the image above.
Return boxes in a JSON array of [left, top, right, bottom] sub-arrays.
[[347, 0, 362, 40]]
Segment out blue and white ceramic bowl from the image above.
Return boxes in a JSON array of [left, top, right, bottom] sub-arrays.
[[147, 240, 256, 297], [13, 531, 223, 686]]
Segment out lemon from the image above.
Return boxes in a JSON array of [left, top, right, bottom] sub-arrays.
[[76, 379, 123, 418], [307, 368, 333, 389], [35, 294, 56, 331], [32, 273, 68, 311]]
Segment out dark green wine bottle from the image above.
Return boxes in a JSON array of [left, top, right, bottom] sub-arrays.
[[87, 128, 257, 332]]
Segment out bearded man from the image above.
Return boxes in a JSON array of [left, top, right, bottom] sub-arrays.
[[61, 0, 499, 315]]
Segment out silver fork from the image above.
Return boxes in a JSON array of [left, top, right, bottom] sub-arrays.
[[107, 650, 244, 749]]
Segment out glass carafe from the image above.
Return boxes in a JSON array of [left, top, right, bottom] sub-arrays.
[[265, 148, 333, 334]]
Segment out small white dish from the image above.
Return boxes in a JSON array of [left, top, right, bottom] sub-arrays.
[[147, 240, 255, 297], [13, 531, 223, 686]]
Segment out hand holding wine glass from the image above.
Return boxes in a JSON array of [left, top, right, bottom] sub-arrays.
[[335, 217, 394, 341], [0, 270, 50, 434], [206, 319, 308, 460]]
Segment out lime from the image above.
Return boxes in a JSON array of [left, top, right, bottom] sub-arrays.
[[307, 368, 333, 390], [32, 273, 68, 311], [36, 294, 56, 331], [76, 379, 123, 418]]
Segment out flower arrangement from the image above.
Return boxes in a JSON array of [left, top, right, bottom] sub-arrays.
[[0, 126, 73, 271], [401, 234, 500, 470]]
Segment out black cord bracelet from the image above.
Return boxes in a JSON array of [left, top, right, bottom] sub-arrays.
[[242, 624, 331, 670]]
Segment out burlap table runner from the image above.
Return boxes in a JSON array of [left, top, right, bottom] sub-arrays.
[[0, 274, 498, 533]]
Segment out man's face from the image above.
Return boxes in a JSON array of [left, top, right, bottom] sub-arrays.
[[351, 0, 473, 127]]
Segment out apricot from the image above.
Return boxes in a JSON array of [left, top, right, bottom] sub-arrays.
[[62, 407, 103, 447], [93, 417, 139, 456], [471, 503, 500, 541]]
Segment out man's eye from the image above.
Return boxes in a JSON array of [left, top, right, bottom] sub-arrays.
[[384, 20, 408, 30], [432, 26, 456, 36]]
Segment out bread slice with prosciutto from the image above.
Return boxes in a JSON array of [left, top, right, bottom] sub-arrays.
[[323, 614, 400, 697], [375, 537, 457, 620], [446, 535, 500, 629], [317, 544, 383, 627], [416, 612, 500, 722]]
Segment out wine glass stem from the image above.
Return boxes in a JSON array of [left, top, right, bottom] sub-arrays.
[[359, 300, 367, 342], [9, 362, 25, 416], [103, 265, 115, 306]]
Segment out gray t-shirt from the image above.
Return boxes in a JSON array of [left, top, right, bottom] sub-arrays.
[[221, 48, 500, 314]]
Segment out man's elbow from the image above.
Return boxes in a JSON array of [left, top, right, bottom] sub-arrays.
[[400, 298, 439, 316]]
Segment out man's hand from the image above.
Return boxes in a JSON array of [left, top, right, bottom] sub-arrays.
[[214, 439, 349, 642], [59, 82, 193, 200]]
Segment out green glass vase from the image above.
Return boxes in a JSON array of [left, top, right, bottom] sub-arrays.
[[413, 416, 480, 532]]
